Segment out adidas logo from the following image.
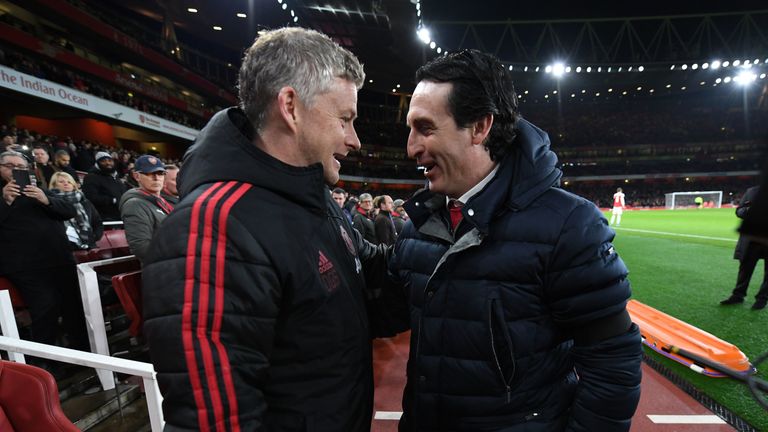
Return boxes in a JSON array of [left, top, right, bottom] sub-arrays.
[[319, 251, 334, 274]]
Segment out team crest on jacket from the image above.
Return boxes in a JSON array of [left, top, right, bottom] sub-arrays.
[[318, 250, 340, 293], [339, 225, 361, 273]]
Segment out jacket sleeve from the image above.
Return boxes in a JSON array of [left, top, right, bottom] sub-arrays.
[[351, 216, 410, 338], [42, 192, 77, 220], [86, 199, 104, 244], [121, 198, 155, 262], [736, 188, 755, 219], [143, 208, 281, 431], [545, 202, 642, 432]]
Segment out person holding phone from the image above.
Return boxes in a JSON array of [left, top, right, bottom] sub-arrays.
[[0, 150, 90, 372]]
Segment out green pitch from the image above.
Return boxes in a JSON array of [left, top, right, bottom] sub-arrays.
[[606, 208, 768, 429]]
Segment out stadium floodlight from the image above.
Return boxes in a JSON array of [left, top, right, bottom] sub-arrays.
[[665, 191, 722, 210], [586, 66, 592, 73], [187, 7, 198, 13], [733, 59, 741, 66], [702, 62, 709, 69], [429, 41, 436, 49], [552, 62, 565, 77], [716, 78, 722, 83], [545, 65, 553, 73], [734, 71, 757, 86], [638, 66, 645, 72], [576, 66, 582, 73], [437, 47, 442, 54], [417, 27, 431, 44], [711, 60, 721, 69], [723, 76, 732, 83], [681, 64, 688, 70], [761, 73, 767, 79], [722, 61, 730, 67], [670, 65, 675, 70], [692, 64, 699, 70]]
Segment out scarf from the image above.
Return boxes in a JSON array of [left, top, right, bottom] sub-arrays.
[[51, 189, 92, 249]]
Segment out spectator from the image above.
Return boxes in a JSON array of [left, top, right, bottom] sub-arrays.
[[119, 155, 173, 264], [352, 192, 376, 243], [373, 194, 396, 245], [51, 149, 80, 184], [32, 145, 54, 188], [160, 164, 179, 205], [0, 151, 89, 370], [392, 198, 407, 234], [48, 171, 103, 250], [82, 151, 128, 221]]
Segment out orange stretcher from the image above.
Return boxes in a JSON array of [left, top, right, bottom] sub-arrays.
[[626, 299, 756, 378]]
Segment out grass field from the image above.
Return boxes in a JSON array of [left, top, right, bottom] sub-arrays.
[[605, 208, 768, 429]]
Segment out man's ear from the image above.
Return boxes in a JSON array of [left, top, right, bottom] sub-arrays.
[[471, 113, 494, 146], [276, 86, 300, 134]]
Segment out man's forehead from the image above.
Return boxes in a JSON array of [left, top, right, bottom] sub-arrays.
[[4, 156, 26, 165]]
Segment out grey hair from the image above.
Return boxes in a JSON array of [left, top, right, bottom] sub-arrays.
[[359, 193, 373, 202], [0, 150, 26, 165], [238, 27, 365, 133]]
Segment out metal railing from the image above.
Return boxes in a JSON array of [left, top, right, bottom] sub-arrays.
[[0, 291, 164, 431]]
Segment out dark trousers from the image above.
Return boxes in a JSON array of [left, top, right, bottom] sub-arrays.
[[732, 248, 768, 301], [6, 265, 89, 350]]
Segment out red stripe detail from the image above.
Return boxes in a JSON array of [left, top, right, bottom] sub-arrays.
[[212, 183, 252, 431], [182, 183, 224, 432], [197, 181, 238, 430]]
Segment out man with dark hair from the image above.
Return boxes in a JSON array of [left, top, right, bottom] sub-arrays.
[[82, 151, 128, 221], [373, 194, 396, 245], [52, 149, 79, 184], [389, 49, 641, 431], [32, 146, 54, 189], [142, 27, 405, 431]]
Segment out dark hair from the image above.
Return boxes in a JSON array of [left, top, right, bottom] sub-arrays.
[[415, 49, 519, 161], [332, 187, 346, 195]]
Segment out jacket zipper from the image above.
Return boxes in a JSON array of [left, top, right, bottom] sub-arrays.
[[489, 302, 512, 404]]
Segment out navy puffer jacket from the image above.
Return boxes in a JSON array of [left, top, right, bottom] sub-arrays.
[[391, 119, 642, 432]]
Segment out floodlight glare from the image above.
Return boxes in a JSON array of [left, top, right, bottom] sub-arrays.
[[733, 59, 741, 66], [702, 63, 709, 69], [576, 66, 582, 73], [552, 63, 565, 77], [722, 61, 730, 67], [437, 47, 442, 54], [681, 64, 688, 70], [545, 65, 553, 74], [638, 66, 645, 72], [417, 27, 431, 44], [429, 41, 436, 49], [734, 71, 757, 86], [691, 64, 698, 70], [723, 76, 732, 83], [711, 60, 721, 69]]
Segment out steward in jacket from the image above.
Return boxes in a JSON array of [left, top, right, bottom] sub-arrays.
[[390, 49, 642, 432], [142, 28, 407, 432]]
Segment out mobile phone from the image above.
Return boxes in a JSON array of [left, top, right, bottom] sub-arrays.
[[11, 169, 31, 188]]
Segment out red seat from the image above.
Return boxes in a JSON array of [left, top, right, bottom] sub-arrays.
[[0, 360, 78, 431], [0, 277, 25, 309], [88, 229, 132, 261], [112, 271, 143, 337]]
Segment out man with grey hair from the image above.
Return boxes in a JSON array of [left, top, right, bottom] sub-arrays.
[[143, 27, 406, 431], [352, 192, 377, 243]]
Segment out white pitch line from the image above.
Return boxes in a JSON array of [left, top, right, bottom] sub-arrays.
[[374, 411, 403, 420], [647, 414, 726, 424], [614, 227, 737, 242]]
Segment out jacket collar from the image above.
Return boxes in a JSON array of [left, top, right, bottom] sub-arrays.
[[178, 107, 328, 212], [404, 118, 562, 235]]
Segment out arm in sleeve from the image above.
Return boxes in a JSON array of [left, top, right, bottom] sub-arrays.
[[86, 199, 104, 244], [351, 216, 410, 337], [42, 191, 77, 220], [143, 211, 281, 430], [545, 202, 642, 432], [736, 188, 756, 219]]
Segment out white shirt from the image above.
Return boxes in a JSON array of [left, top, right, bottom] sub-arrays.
[[447, 164, 500, 207]]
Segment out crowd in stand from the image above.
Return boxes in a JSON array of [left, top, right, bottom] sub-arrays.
[[0, 49, 209, 129]]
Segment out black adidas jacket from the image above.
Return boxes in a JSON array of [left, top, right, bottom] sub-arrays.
[[143, 108, 407, 431]]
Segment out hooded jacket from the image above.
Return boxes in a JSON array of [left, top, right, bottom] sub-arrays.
[[143, 108, 405, 431], [82, 166, 127, 221], [390, 119, 642, 432]]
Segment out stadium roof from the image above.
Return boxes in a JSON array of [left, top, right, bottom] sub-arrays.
[[86, 0, 768, 97]]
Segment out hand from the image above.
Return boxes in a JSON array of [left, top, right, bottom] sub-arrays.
[[22, 185, 50, 205], [2, 181, 20, 205]]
